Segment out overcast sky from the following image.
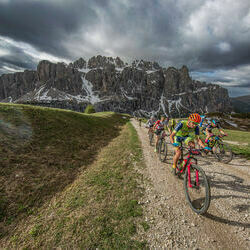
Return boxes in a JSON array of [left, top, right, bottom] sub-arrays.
[[0, 0, 250, 97]]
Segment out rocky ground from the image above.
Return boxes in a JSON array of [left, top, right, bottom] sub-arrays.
[[132, 119, 250, 249]]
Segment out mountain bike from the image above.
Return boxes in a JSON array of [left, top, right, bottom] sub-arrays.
[[157, 131, 168, 162], [174, 142, 211, 214], [139, 119, 141, 127], [211, 135, 233, 163], [201, 134, 233, 164], [148, 128, 154, 146]]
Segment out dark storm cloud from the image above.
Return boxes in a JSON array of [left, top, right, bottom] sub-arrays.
[[0, 0, 101, 57], [0, 44, 36, 69], [0, 0, 250, 96]]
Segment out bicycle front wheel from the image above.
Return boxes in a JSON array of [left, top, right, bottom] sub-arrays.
[[214, 142, 233, 164], [158, 139, 168, 162], [149, 132, 154, 146], [184, 164, 211, 214]]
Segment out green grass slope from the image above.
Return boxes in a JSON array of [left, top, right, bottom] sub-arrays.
[[224, 129, 250, 159], [0, 103, 147, 248]]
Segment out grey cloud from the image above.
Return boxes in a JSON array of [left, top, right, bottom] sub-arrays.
[[227, 83, 250, 88], [0, 0, 250, 97], [228, 87, 250, 97], [0, 0, 100, 58]]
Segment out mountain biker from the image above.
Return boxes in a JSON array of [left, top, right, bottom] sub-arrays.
[[169, 113, 210, 175], [204, 118, 228, 144], [199, 115, 206, 127], [168, 118, 177, 133], [146, 116, 156, 134], [138, 117, 142, 127], [153, 115, 168, 152], [199, 115, 208, 134]]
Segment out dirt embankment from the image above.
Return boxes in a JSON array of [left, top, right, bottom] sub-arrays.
[[132, 119, 250, 249]]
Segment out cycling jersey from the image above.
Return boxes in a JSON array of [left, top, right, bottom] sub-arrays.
[[165, 117, 170, 126], [199, 117, 206, 128], [146, 119, 155, 127], [155, 120, 168, 130], [174, 120, 200, 137], [204, 121, 221, 132], [169, 119, 176, 128]]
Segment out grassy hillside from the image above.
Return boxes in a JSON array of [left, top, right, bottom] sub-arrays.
[[224, 129, 250, 159], [0, 103, 146, 248]]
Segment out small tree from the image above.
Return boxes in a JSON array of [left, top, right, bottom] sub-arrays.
[[84, 104, 96, 114]]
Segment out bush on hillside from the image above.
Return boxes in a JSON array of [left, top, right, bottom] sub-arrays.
[[231, 113, 250, 119], [84, 104, 96, 114], [205, 112, 225, 118]]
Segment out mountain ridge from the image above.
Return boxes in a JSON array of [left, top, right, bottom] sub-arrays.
[[0, 55, 232, 117], [230, 95, 250, 113]]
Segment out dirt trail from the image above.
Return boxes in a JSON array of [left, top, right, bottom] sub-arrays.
[[132, 119, 250, 249]]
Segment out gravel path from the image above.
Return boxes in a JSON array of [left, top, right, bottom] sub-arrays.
[[132, 119, 250, 249]]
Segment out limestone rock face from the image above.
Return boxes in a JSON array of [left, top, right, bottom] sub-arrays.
[[0, 55, 232, 117]]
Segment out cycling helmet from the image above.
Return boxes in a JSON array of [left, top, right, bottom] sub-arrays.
[[189, 113, 201, 124], [150, 115, 155, 119]]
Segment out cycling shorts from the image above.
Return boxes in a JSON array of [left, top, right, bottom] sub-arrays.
[[174, 135, 193, 147], [155, 129, 164, 136]]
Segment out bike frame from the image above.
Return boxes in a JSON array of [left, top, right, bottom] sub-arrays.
[[177, 143, 201, 188], [207, 134, 225, 147]]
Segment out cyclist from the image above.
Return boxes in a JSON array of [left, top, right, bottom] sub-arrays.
[[204, 118, 228, 145], [146, 116, 156, 134], [169, 113, 210, 175], [168, 118, 177, 133], [153, 115, 168, 152], [199, 115, 208, 134], [138, 117, 142, 127], [199, 115, 206, 127]]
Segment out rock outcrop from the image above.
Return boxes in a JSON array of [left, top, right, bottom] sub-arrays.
[[0, 55, 232, 117]]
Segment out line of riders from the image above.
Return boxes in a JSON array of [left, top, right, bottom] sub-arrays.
[[144, 113, 228, 175]]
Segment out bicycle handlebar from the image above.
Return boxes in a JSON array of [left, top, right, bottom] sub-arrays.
[[211, 134, 227, 138], [178, 146, 205, 156]]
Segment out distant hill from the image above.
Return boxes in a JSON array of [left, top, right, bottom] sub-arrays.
[[230, 95, 250, 113]]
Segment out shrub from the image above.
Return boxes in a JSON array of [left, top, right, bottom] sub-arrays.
[[84, 104, 95, 114], [231, 113, 250, 119]]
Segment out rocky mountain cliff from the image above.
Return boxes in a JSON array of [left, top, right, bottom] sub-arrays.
[[0, 55, 232, 117]]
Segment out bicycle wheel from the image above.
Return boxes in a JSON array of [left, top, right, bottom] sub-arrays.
[[184, 164, 211, 214], [214, 142, 233, 163], [158, 139, 168, 162], [149, 132, 154, 146]]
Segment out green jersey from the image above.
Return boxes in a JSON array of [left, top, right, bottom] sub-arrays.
[[169, 119, 176, 128], [174, 120, 200, 137]]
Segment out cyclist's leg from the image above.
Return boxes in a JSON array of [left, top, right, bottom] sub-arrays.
[[155, 130, 160, 152], [173, 136, 181, 169], [173, 147, 181, 165], [149, 126, 153, 134], [205, 130, 213, 144]]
